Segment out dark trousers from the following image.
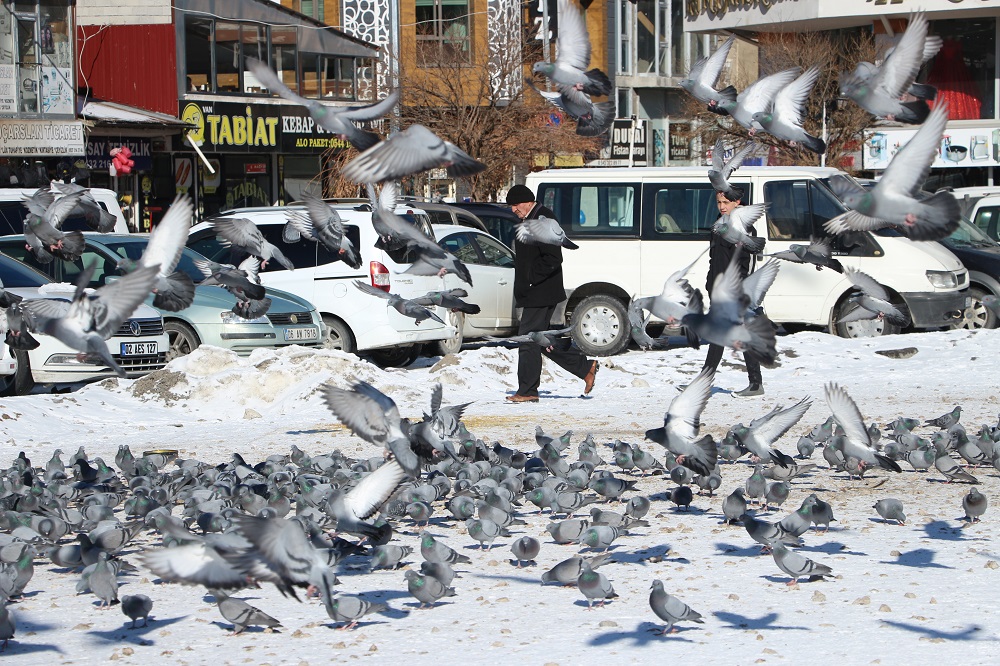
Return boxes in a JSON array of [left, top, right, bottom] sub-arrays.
[[516, 305, 591, 396], [703, 343, 762, 387]]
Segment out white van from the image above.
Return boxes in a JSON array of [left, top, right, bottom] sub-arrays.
[[187, 203, 457, 367], [524, 166, 968, 356], [0, 187, 130, 235]]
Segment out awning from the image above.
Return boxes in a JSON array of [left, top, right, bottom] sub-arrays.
[[79, 99, 193, 136]]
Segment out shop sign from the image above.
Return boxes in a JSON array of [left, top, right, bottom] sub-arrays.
[[0, 65, 16, 114], [863, 123, 1000, 170], [610, 119, 648, 167], [245, 162, 267, 175], [0, 118, 85, 156], [179, 101, 350, 154], [87, 137, 153, 172], [669, 123, 691, 162]]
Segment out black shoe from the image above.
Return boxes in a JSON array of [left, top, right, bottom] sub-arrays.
[[734, 384, 763, 397]]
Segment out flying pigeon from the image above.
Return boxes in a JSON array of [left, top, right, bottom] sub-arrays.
[[837, 267, 910, 327], [412, 289, 481, 315], [768, 237, 844, 273], [354, 280, 446, 327], [212, 217, 295, 271], [531, 0, 611, 97], [717, 68, 801, 134], [644, 366, 718, 476], [824, 382, 903, 472], [51, 182, 117, 232], [730, 396, 812, 468], [712, 203, 768, 253], [679, 35, 737, 114], [709, 140, 758, 201], [342, 124, 486, 183], [284, 191, 361, 269], [118, 194, 195, 311], [751, 65, 826, 154], [526, 78, 614, 137], [515, 216, 579, 249]]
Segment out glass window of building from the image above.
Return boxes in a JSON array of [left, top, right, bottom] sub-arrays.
[[185, 16, 213, 92], [670, 0, 683, 79], [241, 23, 266, 93], [616, 0, 631, 74], [214, 21, 240, 93], [269, 25, 297, 94], [15, 15, 38, 113], [416, 0, 471, 66], [926, 17, 996, 120], [300, 52, 320, 98]]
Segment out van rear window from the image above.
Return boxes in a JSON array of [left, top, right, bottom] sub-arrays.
[[538, 183, 639, 238]]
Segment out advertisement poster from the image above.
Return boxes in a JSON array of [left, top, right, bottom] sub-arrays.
[[863, 124, 1000, 170], [0, 64, 15, 114], [40, 67, 73, 115]]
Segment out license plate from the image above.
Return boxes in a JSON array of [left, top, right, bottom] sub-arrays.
[[284, 327, 319, 341], [120, 341, 158, 355]]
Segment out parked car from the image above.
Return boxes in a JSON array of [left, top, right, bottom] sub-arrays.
[[0, 234, 325, 361], [449, 202, 520, 248], [965, 194, 1000, 240], [402, 201, 489, 234], [431, 224, 517, 354], [0, 253, 168, 396], [186, 203, 456, 367], [0, 186, 130, 235], [938, 217, 1000, 330]]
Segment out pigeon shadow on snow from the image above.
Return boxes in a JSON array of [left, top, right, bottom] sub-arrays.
[[0, 642, 64, 656], [797, 541, 868, 557], [609, 543, 674, 565], [587, 621, 697, 647], [352, 588, 415, 606], [476, 572, 549, 585], [86, 615, 188, 642], [713, 611, 809, 631], [921, 519, 980, 541], [881, 621, 993, 642], [879, 547, 953, 569], [714, 542, 765, 557]]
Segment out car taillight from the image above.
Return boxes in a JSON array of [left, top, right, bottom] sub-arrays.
[[370, 261, 390, 292]]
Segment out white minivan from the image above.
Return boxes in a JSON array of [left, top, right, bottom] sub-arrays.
[[187, 203, 457, 367], [0, 186, 130, 235], [524, 166, 968, 356]]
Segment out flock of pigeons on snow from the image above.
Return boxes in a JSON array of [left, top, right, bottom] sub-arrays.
[[0, 376, 995, 648]]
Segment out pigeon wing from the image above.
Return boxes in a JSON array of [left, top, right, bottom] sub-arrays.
[[824, 382, 871, 447], [877, 103, 948, 197], [141, 194, 193, 275], [213, 218, 266, 255], [690, 35, 733, 86], [844, 266, 891, 301], [343, 459, 408, 520], [665, 366, 714, 441], [751, 396, 813, 444], [554, 0, 592, 71], [739, 68, 800, 116], [742, 259, 780, 310], [771, 66, 820, 128], [871, 13, 930, 100], [88, 264, 160, 338]]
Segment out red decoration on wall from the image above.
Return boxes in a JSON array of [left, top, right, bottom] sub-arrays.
[[109, 146, 135, 176], [926, 39, 983, 120]]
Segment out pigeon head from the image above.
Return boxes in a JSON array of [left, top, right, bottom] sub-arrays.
[[751, 111, 773, 127], [532, 61, 555, 77]]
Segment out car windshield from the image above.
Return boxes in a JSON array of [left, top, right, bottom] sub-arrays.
[[945, 216, 999, 248], [0, 253, 51, 287], [100, 239, 213, 283]]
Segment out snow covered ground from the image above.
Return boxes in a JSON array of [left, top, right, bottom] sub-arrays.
[[3, 328, 1000, 665]]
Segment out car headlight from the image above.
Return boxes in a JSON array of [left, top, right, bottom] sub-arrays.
[[220, 310, 270, 324], [926, 270, 958, 289]]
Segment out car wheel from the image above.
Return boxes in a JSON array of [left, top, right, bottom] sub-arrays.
[[950, 287, 997, 330], [367, 345, 421, 368], [570, 294, 631, 356], [1, 350, 36, 396], [830, 297, 901, 338], [432, 311, 465, 356], [323, 316, 355, 353], [165, 320, 201, 362]]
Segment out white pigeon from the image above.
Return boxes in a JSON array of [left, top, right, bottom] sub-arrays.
[[717, 68, 801, 133], [751, 66, 826, 154], [824, 382, 903, 472]]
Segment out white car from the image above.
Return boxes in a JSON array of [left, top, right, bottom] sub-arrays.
[[0, 253, 168, 395], [432, 224, 517, 354], [187, 203, 457, 367]]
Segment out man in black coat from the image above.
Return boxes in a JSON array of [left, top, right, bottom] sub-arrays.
[[702, 187, 763, 397], [505, 184, 598, 403]]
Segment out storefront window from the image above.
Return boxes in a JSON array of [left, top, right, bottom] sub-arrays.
[[926, 17, 996, 120], [214, 21, 240, 93], [320, 56, 354, 100], [15, 16, 37, 113], [223, 155, 271, 210], [241, 24, 266, 93], [184, 16, 212, 92], [281, 155, 321, 203], [269, 25, 297, 95]]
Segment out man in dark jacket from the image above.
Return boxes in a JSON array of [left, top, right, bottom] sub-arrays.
[[505, 184, 598, 403], [702, 187, 763, 397]]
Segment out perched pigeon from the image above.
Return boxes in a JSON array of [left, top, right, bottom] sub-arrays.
[[0, 601, 13, 651], [751, 66, 826, 154], [825, 383, 903, 472], [644, 365, 718, 476], [679, 35, 737, 114], [327, 594, 388, 630], [89, 552, 119, 608], [420, 531, 471, 565], [541, 554, 610, 585], [404, 570, 456, 608], [826, 105, 959, 242], [247, 57, 398, 150], [515, 216, 579, 249], [343, 124, 486, 183], [963, 487, 988, 523], [212, 217, 295, 271], [420, 561, 457, 587], [925, 406, 962, 429], [722, 487, 748, 524], [649, 580, 703, 634], [836, 267, 910, 327], [120, 594, 153, 629], [510, 536, 541, 567], [708, 140, 758, 201], [577, 561, 617, 609], [369, 545, 412, 572], [770, 542, 833, 585], [768, 237, 844, 273], [354, 280, 446, 327], [212, 589, 281, 635], [531, 0, 611, 97], [874, 498, 906, 525], [740, 513, 802, 551], [840, 12, 939, 124]]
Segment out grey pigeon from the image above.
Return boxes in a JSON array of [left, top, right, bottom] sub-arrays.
[[525, 77, 614, 138], [405, 570, 456, 608], [926, 406, 962, 429], [284, 192, 361, 269], [825, 382, 902, 472], [963, 488, 988, 523], [353, 280, 446, 327], [510, 536, 540, 567], [20, 187, 86, 261], [52, 182, 116, 232], [722, 487, 747, 524], [89, 552, 119, 608], [649, 580, 703, 635], [577, 562, 617, 609], [546, 518, 591, 544], [486, 327, 573, 350], [730, 396, 812, 468], [589, 476, 637, 501], [118, 194, 195, 311], [194, 256, 270, 317], [740, 513, 802, 551], [213, 589, 281, 635], [778, 497, 816, 538], [343, 124, 485, 183], [420, 531, 471, 565], [625, 496, 651, 520], [369, 545, 412, 572], [0, 601, 12, 651], [466, 517, 503, 550], [835, 268, 910, 328], [769, 238, 844, 273], [712, 203, 768, 253], [121, 594, 153, 629], [633, 250, 705, 326], [212, 217, 294, 271], [807, 494, 837, 531], [577, 525, 623, 552], [644, 365, 718, 476], [934, 448, 978, 484], [327, 594, 388, 630], [420, 561, 457, 587], [826, 104, 959, 242], [709, 140, 757, 202], [530, 0, 611, 97], [764, 481, 790, 510], [840, 12, 939, 124], [413, 288, 481, 315], [515, 216, 579, 249], [745, 464, 767, 504], [770, 542, 833, 585], [541, 554, 611, 586], [246, 57, 398, 150], [751, 66, 825, 154], [874, 498, 906, 525], [717, 68, 801, 133], [679, 35, 737, 113]]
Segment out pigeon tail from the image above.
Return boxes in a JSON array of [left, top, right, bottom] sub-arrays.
[[153, 272, 196, 312], [743, 314, 778, 365], [769, 449, 795, 469], [582, 68, 612, 97], [827, 258, 844, 273], [801, 134, 826, 155], [875, 454, 903, 473], [908, 82, 937, 101], [894, 99, 932, 125], [681, 435, 718, 477], [909, 190, 960, 242], [575, 101, 614, 138]]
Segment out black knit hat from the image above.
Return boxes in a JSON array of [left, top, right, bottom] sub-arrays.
[[505, 184, 535, 205]]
